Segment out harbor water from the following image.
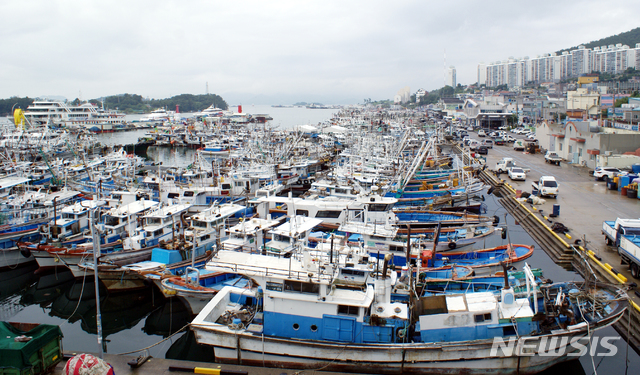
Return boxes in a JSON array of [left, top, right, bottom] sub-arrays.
[[94, 104, 338, 167]]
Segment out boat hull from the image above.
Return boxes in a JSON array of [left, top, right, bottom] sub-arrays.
[[191, 325, 592, 374], [0, 248, 36, 271]]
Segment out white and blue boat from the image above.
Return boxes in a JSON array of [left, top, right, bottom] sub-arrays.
[[191, 250, 627, 374]]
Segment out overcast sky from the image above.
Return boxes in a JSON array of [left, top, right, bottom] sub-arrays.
[[1, 1, 639, 105]]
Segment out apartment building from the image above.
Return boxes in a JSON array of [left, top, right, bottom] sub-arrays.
[[479, 43, 640, 88]]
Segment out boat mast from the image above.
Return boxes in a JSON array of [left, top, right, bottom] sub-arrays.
[[89, 206, 104, 358]]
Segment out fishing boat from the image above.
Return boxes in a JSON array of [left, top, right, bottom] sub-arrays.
[[190, 250, 627, 374]]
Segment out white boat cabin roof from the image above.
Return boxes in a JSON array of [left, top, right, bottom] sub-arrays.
[[61, 199, 107, 214], [270, 216, 323, 237], [227, 217, 281, 236], [108, 199, 160, 217], [0, 176, 31, 189], [191, 203, 246, 222], [143, 203, 192, 219]]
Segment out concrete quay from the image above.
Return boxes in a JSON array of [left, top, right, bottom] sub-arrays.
[[52, 352, 353, 375], [454, 133, 640, 353]]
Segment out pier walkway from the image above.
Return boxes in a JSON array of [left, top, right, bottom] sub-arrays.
[[454, 143, 640, 354]]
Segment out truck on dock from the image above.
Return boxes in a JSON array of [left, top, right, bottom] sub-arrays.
[[494, 157, 516, 173], [619, 234, 640, 278], [544, 151, 562, 166], [531, 176, 559, 198], [602, 218, 640, 247]]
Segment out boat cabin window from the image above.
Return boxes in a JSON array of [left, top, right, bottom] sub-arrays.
[[337, 305, 359, 316], [296, 210, 309, 217], [390, 245, 405, 252], [368, 204, 392, 212], [266, 282, 283, 292], [168, 193, 180, 199], [272, 234, 288, 242], [474, 313, 492, 323], [199, 234, 210, 241], [418, 295, 448, 315], [334, 188, 349, 194], [369, 236, 387, 241], [147, 218, 162, 225], [235, 182, 243, 187], [222, 184, 232, 190], [105, 217, 120, 226], [152, 229, 164, 237], [284, 280, 319, 294], [315, 210, 341, 219], [192, 220, 208, 229]]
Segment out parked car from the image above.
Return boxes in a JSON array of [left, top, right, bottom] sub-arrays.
[[593, 167, 622, 181], [498, 126, 508, 130], [468, 140, 481, 150], [494, 137, 505, 145], [476, 145, 489, 155], [482, 139, 494, 148], [525, 134, 537, 141], [503, 135, 516, 143], [508, 167, 527, 181], [467, 126, 474, 131], [478, 129, 486, 137], [512, 127, 525, 134]]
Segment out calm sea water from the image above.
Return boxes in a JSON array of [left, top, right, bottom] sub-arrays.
[[95, 104, 338, 167]]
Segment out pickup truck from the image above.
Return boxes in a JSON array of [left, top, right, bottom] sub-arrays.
[[544, 151, 562, 166], [494, 157, 516, 173], [602, 218, 640, 247], [531, 176, 559, 198], [619, 234, 640, 279]]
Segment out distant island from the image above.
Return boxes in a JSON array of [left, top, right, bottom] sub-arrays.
[[0, 93, 228, 116]]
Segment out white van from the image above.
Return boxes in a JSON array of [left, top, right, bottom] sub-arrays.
[[513, 140, 525, 151]]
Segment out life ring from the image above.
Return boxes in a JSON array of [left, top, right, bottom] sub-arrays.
[[396, 327, 406, 339], [448, 241, 457, 250]]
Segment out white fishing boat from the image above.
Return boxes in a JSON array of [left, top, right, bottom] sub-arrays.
[[191, 250, 627, 374]]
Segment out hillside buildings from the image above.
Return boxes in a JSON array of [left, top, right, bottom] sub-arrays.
[[480, 43, 640, 88]]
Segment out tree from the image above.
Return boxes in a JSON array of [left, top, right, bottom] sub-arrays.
[[614, 97, 629, 107]]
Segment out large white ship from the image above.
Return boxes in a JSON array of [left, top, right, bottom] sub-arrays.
[[21, 100, 127, 131]]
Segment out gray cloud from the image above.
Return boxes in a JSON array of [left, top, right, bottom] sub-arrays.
[[1, 1, 638, 104]]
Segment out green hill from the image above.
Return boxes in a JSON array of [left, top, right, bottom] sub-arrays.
[[558, 27, 640, 54], [91, 93, 228, 114]]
